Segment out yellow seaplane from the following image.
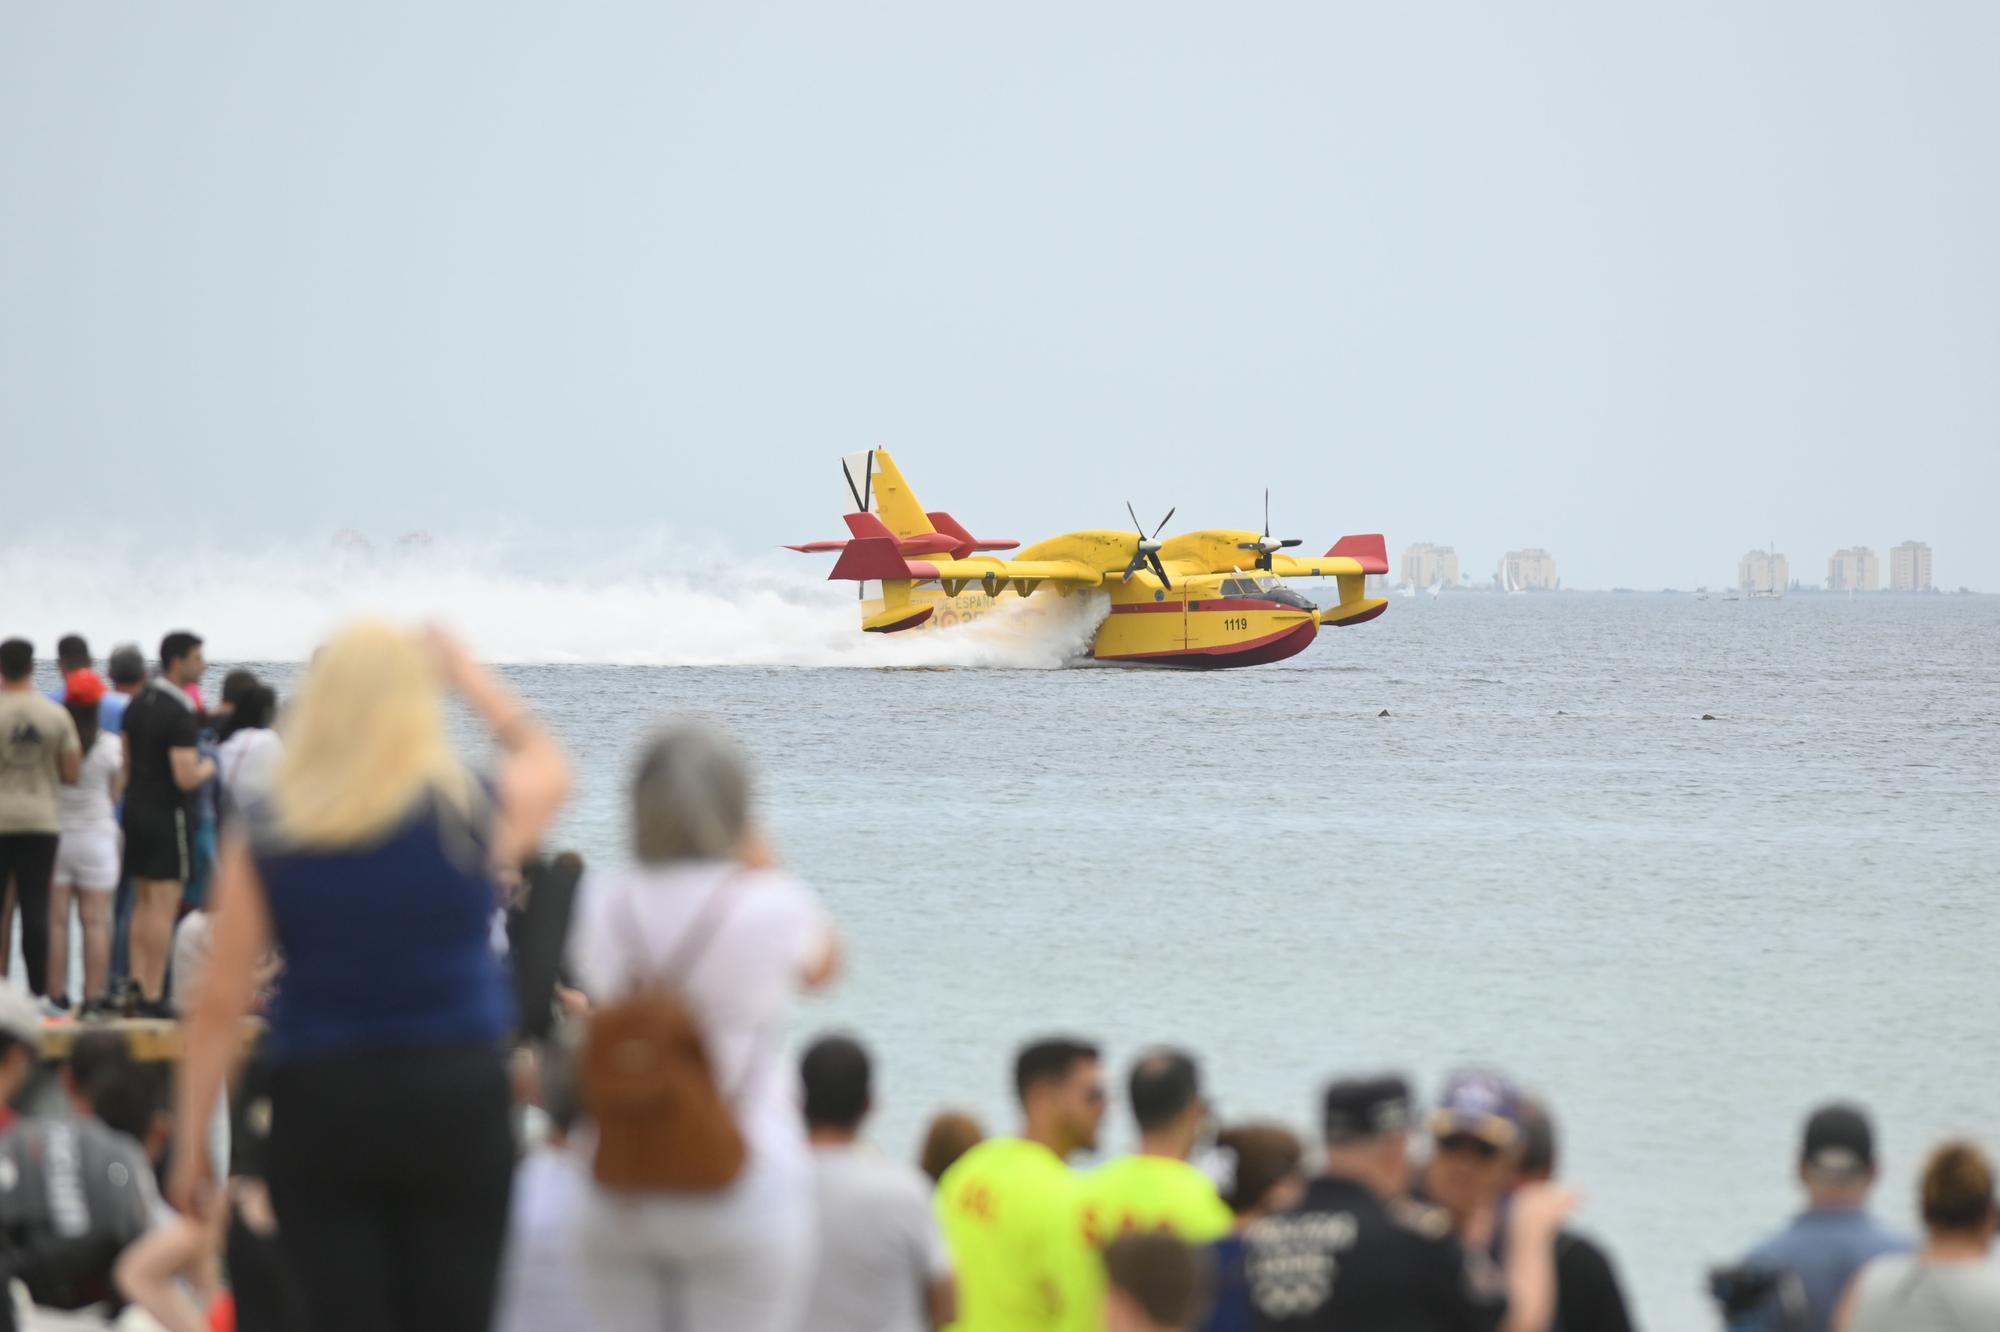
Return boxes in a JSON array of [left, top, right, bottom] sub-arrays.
[[788, 450, 1389, 668]]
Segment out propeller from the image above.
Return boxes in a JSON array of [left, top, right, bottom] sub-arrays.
[[1121, 501, 1176, 589], [1237, 488, 1304, 571]]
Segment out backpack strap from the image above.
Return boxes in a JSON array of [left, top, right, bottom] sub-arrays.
[[612, 869, 770, 1105], [616, 870, 742, 992]]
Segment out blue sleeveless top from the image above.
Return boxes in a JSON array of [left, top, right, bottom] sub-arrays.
[[250, 785, 513, 1062]]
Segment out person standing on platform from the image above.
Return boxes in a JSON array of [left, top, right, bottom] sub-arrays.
[[118, 631, 211, 1016], [50, 670, 124, 1013], [100, 644, 145, 739], [0, 638, 82, 1002], [936, 1036, 1107, 1332], [168, 622, 571, 1332], [51, 637, 91, 698]]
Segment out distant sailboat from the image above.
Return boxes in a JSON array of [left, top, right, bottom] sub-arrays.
[[1398, 583, 1416, 599], [1428, 579, 1443, 599]]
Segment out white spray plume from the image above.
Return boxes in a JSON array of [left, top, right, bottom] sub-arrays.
[[8, 532, 1110, 669]]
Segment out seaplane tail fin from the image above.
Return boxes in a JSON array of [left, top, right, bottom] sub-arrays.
[[1326, 533, 1389, 574], [841, 449, 935, 540], [1321, 532, 1390, 628]]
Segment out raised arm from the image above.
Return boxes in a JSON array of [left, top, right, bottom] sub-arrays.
[[1498, 1183, 1580, 1332], [427, 627, 571, 869]]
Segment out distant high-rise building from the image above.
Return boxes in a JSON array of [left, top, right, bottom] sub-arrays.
[[1496, 549, 1557, 591], [1738, 549, 1789, 596], [1889, 541, 1933, 593], [1399, 542, 1461, 590], [1826, 546, 1879, 593]]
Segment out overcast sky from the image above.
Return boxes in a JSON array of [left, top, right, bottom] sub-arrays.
[[4, 2, 1995, 589]]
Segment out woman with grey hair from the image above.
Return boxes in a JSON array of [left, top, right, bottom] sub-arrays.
[[568, 720, 840, 1332]]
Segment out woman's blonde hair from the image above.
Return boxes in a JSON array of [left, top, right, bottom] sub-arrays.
[[272, 621, 471, 847]]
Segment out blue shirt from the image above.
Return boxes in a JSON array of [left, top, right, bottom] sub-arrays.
[[252, 788, 512, 1062], [1202, 1234, 1251, 1332], [1744, 1208, 1911, 1332], [97, 691, 128, 737]]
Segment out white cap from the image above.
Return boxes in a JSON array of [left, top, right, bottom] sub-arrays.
[[0, 987, 43, 1053]]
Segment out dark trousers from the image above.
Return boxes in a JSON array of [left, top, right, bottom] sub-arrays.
[[227, 1209, 309, 1332], [109, 873, 134, 988], [266, 1044, 514, 1332], [0, 833, 58, 996]]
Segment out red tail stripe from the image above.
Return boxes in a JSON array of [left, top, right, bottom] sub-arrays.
[[1326, 533, 1389, 575]]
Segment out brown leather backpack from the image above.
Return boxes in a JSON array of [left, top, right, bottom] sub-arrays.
[[581, 877, 747, 1193]]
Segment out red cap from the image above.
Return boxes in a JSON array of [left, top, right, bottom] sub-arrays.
[[63, 670, 107, 707]]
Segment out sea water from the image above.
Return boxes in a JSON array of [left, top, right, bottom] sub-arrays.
[[35, 583, 2000, 1329]]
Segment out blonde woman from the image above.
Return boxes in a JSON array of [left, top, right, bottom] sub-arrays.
[[168, 623, 570, 1332]]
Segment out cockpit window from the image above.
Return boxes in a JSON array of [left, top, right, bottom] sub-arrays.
[[1219, 578, 1316, 610]]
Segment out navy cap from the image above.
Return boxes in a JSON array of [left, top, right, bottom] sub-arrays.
[[1323, 1075, 1414, 1143], [1428, 1068, 1523, 1150]]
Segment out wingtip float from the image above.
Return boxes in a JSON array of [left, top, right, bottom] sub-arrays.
[[787, 449, 1388, 668]]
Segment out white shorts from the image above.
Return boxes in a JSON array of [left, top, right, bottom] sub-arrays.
[[54, 831, 120, 892]]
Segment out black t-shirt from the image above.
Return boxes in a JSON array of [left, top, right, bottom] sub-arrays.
[[1247, 1175, 1507, 1332], [1551, 1229, 1636, 1332], [120, 682, 199, 827]]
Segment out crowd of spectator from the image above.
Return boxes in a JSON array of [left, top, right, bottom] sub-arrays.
[[0, 624, 1993, 1331]]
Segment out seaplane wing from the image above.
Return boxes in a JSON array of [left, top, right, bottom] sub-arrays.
[[1266, 535, 1391, 579], [826, 544, 1104, 591], [1151, 531, 1390, 581]]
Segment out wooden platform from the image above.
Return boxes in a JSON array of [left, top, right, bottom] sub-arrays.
[[36, 1018, 263, 1064]]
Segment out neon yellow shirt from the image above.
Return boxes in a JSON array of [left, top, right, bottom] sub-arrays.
[[1079, 1154, 1234, 1246], [937, 1138, 1099, 1332], [1061, 1155, 1234, 1330]]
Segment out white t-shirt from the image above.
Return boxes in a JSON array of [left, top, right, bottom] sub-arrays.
[[56, 732, 123, 837], [569, 861, 832, 1174], [807, 1144, 953, 1332], [216, 728, 282, 808], [169, 911, 214, 1014], [1844, 1252, 2000, 1332]]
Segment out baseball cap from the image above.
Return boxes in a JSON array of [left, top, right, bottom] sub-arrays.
[[1429, 1068, 1523, 1150], [0, 987, 44, 1053], [1323, 1075, 1414, 1143], [1801, 1103, 1875, 1176], [64, 670, 107, 708]]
